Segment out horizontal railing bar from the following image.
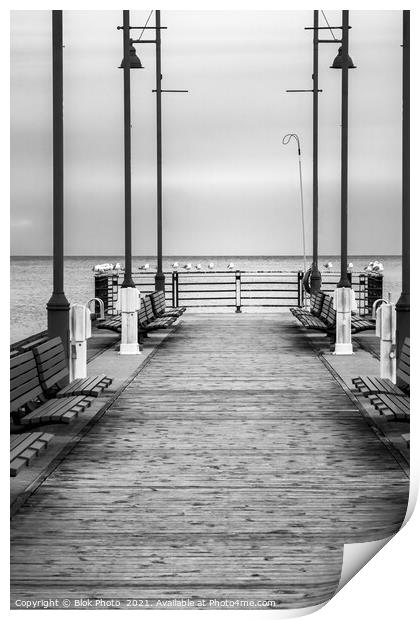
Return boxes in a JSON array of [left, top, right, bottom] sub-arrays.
[[242, 296, 300, 300], [178, 289, 236, 294], [179, 297, 236, 301]]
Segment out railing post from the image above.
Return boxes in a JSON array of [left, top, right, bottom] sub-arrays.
[[171, 271, 176, 307], [297, 270, 304, 307], [112, 275, 119, 315], [235, 270, 242, 313], [172, 271, 179, 308]]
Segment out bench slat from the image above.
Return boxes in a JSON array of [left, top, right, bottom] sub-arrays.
[[10, 432, 54, 476]]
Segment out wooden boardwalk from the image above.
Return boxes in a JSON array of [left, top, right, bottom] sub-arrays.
[[10, 314, 408, 609]]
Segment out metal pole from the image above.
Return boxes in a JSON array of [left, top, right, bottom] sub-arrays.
[[154, 10, 165, 293], [119, 10, 140, 355], [338, 10, 351, 289], [334, 10, 353, 355], [122, 9, 135, 289], [297, 146, 307, 272], [235, 270, 242, 313], [47, 10, 70, 357], [396, 10, 410, 362], [282, 134, 307, 272], [311, 10, 322, 293]]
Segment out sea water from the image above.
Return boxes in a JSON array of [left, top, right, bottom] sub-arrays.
[[10, 255, 402, 343]]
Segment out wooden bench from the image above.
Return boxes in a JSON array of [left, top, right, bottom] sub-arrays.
[[10, 432, 54, 476], [353, 338, 410, 422], [293, 293, 375, 336], [137, 296, 176, 335], [96, 315, 122, 333], [368, 392, 410, 422], [351, 315, 375, 333], [290, 292, 325, 321], [11, 351, 93, 427], [32, 337, 112, 398], [150, 290, 186, 319], [352, 338, 410, 396], [297, 295, 336, 332], [144, 295, 176, 328]]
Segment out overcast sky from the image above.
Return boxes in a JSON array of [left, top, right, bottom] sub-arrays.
[[10, 10, 403, 256]]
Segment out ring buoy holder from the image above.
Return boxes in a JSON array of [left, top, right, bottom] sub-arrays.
[[303, 267, 312, 295]]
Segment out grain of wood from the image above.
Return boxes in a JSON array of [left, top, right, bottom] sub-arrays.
[[10, 314, 408, 609]]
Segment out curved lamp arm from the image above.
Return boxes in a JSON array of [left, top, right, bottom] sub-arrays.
[[282, 133, 306, 273], [282, 133, 301, 156]]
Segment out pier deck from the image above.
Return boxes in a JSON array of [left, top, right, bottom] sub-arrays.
[[10, 314, 408, 609]]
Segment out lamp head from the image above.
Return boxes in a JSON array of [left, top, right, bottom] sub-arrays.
[[330, 46, 356, 69], [119, 41, 143, 69]]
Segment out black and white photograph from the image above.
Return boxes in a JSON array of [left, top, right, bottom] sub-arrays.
[[9, 6, 412, 615]]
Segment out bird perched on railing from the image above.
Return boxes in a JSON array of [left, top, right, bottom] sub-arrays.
[[184, 263, 192, 270], [195, 264, 202, 270], [138, 263, 150, 270], [364, 260, 384, 273], [172, 262, 179, 268], [93, 263, 114, 273], [208, 262, 214, 270], [227, 263, 235, 270], [323, 262, 333, 270]]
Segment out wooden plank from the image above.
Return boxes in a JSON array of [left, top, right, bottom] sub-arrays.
[[10, 314, 409, 608]]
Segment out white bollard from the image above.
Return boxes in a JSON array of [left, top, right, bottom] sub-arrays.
[[117, 287, 141, 355], [69, 303, 92, 381], [333, 287, 356, 355], [376, 303, 396, 382]]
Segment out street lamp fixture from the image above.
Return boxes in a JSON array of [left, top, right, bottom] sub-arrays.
[[119, 41, 143, 69], [330, 46, 356, 69]]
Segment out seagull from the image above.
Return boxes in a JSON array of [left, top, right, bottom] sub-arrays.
[[227, 263, 235, 270], [324, 262, 333, 270], [184, 263, 192, 270], [196, 264, 202, 270], [208, 262, 214, 269], [347, 262, 353, 269], [172, 262, 179, 268]]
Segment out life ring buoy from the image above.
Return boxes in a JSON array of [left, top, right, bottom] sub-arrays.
[[303, 268, 312, 294]]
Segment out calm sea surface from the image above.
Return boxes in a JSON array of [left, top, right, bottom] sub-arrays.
[[10, 255, 402, 343]]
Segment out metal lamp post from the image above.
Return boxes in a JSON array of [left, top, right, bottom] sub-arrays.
[[118, 10, 143, 355], [125, 11, 188, 294], [46, 10, 70, 357], [286, 10, 333, 295], [282, 133, 307, 272], [154, 10, 165, 293], [287, 11, 357, 300], [310, 10, 322, 293], [330, 10, 356, 355], [395, 10, 410, 372]]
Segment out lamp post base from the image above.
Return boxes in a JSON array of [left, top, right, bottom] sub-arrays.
[[333, 287, 354, 356], [120, 341, 140, 355], [334, 342, 353, 355], [155, 272, 166, 292], [47, 292, 70, 356], [118, 287, 141, 356]]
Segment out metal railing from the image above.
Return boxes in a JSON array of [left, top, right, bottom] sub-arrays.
[[95, 270, 382, 315]]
